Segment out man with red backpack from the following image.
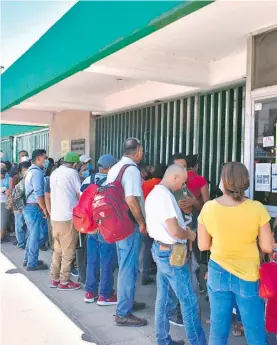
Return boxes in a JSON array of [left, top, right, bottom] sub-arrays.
[[106, 138, 148, 327], [82, 154, 118, 305]]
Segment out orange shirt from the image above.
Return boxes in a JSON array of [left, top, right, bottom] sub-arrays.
[[142, 178, 161, 199]]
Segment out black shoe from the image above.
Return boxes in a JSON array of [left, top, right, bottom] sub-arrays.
[[169, 314, 183, 327], [40, 244, 47, 251], [23, 259, 44, 267], [26, 262, 48, 271], [132, 301, 146, 312], [13, 241, 18, 246], [115, 314, 147, 327], [141, 277, 155, 286], [173, 341, 185, 345]]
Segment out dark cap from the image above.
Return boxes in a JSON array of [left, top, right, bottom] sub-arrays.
[[31, 149, 46, 161]]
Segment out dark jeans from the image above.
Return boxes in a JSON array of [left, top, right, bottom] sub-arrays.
[[85, 233, 116, 298], [139, 235, 153, 280]]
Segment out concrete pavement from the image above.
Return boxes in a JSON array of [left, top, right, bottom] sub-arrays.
[[1, 237, 247, 345]]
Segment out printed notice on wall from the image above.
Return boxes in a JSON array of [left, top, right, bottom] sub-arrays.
[[263, 136, 274, 148], [61, 140, 70, 157], [255, 163, 271, 192], [272, 164, 277, 193]]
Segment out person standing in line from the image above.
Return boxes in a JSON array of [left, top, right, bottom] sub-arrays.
[[23, 150, 49, 270], [198, 162, 273, 345], [106, 138, 147, 327], [83, 154, 118, 305], [0, 162, 10, 241], [49, 152, 82, 291], [167, 153, 201, 327], [140, 164, 167, 285], [8, 150, 30, 248], [145, 164, 206, 345]]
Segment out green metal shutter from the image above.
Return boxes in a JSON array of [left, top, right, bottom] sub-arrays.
[[15, 129, 49, 159], [95, 84, 245, 197]]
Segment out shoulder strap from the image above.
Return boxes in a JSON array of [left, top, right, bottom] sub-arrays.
[[90, 174, 96, 184], [24, 167, 40, 201], [115, 164, 135, 183]]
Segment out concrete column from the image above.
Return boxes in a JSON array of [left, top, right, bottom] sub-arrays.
[[49, 110, 95, 160]]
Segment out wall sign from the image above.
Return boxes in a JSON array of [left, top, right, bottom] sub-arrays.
[[61, 140, 70, 157], [263, 135, 274, 148], [255, 163, 271, 192], [71, 139, 85, 155]]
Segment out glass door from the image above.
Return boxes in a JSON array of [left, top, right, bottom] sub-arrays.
[[253, 97, 277, 214]]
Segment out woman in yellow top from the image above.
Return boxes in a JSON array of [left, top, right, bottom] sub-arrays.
[[198, 162, 273, 345]]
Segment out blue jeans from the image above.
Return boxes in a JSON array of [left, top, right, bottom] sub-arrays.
[[152, 241, 206, 345], [85, 233, 116, 298], [208, 260, 267, 345], [116, 227, 141, 317], [14, 211, 27, 248], [23, 204, 44, 268], [40, 218, 48, 245]]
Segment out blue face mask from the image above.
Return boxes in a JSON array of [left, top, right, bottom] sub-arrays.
[[81, 169, 89, 179], [88, 163, 93, 171], [44, 160, 49, 169]]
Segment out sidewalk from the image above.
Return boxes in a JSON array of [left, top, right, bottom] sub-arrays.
[[1, 237, 246, 345]]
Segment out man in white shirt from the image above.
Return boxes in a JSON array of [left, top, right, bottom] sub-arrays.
[[106, 138, 147, 327], [50, 152, 82, 291], [145, 164, 206, 345]]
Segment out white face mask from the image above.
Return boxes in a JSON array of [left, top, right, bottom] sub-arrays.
[[20, 156, 29, 163], [219, 180, 223, 192]]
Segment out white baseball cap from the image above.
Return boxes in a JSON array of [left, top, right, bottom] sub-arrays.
[[79, 154, 91, 163]]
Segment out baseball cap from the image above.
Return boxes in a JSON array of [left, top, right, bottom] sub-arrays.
[[64, 152, 80, 163], [97, 154, 117, 169], [80, 154, 91, 163]]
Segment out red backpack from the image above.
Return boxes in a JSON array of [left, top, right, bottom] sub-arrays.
[[73, 183, 99, 234], [92, 164, 136, 243]]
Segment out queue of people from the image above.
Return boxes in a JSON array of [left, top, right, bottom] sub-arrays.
[[1, 138, 277, 345]]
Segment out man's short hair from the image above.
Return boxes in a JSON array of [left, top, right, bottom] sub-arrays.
[[169, 152, 186, 165], [19, 150, 28, 156], [186, 154, 198, 169], [18, 161, 31, 172], [123, 138, 142, 156], [31, 149, 46, 162]]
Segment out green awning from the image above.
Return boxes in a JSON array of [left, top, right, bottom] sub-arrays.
[[1, 1, 212, 112], [1, 124, 46, 138]]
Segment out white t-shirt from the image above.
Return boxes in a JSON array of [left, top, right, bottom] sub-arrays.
[[50, 165, 81, 221], [106, 156, 144, 211], [145, 185, 188, 244]]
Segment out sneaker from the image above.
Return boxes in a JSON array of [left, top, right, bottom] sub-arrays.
[[23, 259, 44, 267], [71, 268, 79, 277], [169, 315, 183, 327], [57, 280, 81, 291], [132, 301, 146, 312], [26, 262, 48, 271], [115, 314, 147, 327], [97, 295, 117, 306], [84, 292, 98, 303], [13, 240, 18, 246], [50, 280, 59, 288]]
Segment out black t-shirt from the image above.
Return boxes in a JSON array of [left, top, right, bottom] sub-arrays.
[[9, 164, 18, 178]]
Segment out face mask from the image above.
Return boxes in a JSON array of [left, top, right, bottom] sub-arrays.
[[88, 163, 93, 171], [219, 180, 223, 191], [44, 159, 50, 169], [81, 169, 89, 179]]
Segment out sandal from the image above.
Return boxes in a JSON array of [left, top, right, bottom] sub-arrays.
[[232, 323, 244, 337]]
